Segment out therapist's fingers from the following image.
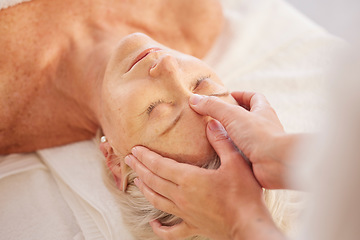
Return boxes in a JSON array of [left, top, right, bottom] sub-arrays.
[[230, 91, 255, 110], [130, 146, 187, 184], [206, 119, 241, 166], [124, 155, 177, 201], [150, 220, 196, 240], [189, 92, 272, 124], [133, 178, 180, 217], [189, 94, 248, 129], [231, 91, 271, 112]]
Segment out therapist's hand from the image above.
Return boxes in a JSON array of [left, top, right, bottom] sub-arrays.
[[190, 92, 300, 189], [125, 120, 282, 240]]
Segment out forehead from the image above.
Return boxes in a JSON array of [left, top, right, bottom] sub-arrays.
[[117, 108, 215, 166]]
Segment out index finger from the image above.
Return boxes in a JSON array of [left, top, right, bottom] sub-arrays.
[[130, 146, 193, 184]]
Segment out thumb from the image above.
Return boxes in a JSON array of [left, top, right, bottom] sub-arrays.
[[189, 94, 248, 130], [231, 91, 271, 112], [206, 119, 241, 167]]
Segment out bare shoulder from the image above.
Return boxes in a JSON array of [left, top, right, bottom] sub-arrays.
[[0, 0, 92, 154]]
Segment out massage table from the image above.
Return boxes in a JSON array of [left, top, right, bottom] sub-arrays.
[[0, 0, 343, 239]]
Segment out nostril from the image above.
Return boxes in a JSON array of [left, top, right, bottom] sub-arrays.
[[149, 54, 178, 77], [150, 63, 157, 70], [149, 63, 159, 77]]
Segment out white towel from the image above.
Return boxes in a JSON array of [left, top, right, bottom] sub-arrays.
[[206, 0, 343, 133], [38, 141, 134, 240], [0, 0, 31, 10], [0, 154, 82, 240]]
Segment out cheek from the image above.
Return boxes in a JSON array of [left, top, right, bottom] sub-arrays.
[[103, 112, 142, 157], [113, 126, 145, 157]]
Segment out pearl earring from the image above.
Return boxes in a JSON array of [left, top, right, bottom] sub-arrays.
[[100, 136, 107, 143]]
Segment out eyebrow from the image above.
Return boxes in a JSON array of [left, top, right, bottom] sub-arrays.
[[159, 111, 183, 136], [209, 91, 230, 97]]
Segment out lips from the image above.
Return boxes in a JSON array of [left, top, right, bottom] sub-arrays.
[[128, 47, 162, 72]]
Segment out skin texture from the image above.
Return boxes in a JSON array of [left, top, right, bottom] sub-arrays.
[[126, 92, 302, 239], [99, 33, 238, 187], [0, 2, 293, 239], [125, 119, 286, 240], [188, 92, 305, 189], [0, 0, 223, 154]]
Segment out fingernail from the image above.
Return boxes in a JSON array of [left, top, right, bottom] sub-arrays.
[[131, 147, 138, 157], [189, 94, 204, 105], [208, 119, 224, 131], [124, 155, 131, 166]]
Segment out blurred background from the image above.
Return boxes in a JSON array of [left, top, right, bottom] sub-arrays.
[[285, 0, 360, 42]]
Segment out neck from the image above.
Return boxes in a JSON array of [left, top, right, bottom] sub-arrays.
[[55, 40, 119, 135]]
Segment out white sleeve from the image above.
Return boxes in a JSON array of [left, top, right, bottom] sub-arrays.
[[294, 47, 360, 240]]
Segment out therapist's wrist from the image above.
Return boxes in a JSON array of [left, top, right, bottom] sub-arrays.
[[272, 133, 300, 161], [252, 132, 311, 190], [230, 202, 286, 240]]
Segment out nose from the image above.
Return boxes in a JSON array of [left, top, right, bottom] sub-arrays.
[[149, 54, 179, 78], [149, 54, 192, 104]]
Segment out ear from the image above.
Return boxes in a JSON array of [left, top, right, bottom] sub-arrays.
[[100, 141, 129, 191]]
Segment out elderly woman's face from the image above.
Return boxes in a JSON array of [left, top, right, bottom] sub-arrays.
[[101, 33, 236, 165]]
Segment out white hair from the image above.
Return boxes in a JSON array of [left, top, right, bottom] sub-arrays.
[[101, 152, 301, 240]]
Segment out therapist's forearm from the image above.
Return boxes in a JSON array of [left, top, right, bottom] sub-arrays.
[[234, 221, 287, 240]]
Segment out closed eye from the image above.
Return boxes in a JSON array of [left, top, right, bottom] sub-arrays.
[[145, 75, 211, 115], [193, 74, 229, 97], [193, 74, 211, 91], [146, 100, 165, 115], [144, 74, 227, 116]]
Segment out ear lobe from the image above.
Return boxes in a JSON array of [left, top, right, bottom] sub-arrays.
[[109, 160, 130, 191], [100, 141, 112, 158], [111, 162, 123, 191], [99, 142, 129, 191]]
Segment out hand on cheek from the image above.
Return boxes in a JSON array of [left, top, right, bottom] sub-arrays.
[[125, 120, 279, 240]]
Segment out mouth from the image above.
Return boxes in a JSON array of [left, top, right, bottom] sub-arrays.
[[128, 47, 162, 72]]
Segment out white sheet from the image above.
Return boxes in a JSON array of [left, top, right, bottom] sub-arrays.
[[205, 0, 343, 132], [0, 154, 82, 240], [38, 141, 134, 240], [0, 0, 344, 239]]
